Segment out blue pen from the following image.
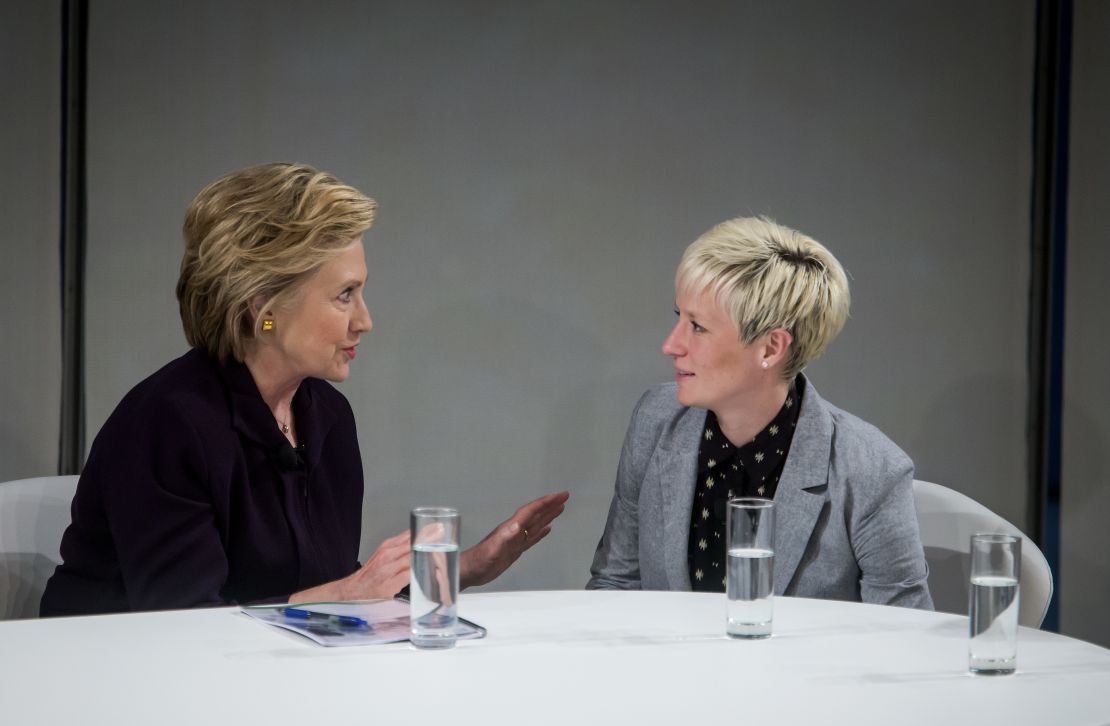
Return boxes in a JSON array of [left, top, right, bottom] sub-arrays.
[[282, 607, 369, 627]]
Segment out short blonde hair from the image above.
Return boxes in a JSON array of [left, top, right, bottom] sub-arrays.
[[177, 162, 378, 361], [677, 216, 850, 379]]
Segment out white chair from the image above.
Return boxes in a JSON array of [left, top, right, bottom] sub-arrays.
[[912, 479, 1053, 628], [0, 476, 79, 619]]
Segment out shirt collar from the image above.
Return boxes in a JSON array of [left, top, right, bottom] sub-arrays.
[[699, 377, 804, 473], [212, 354, 337, 463]]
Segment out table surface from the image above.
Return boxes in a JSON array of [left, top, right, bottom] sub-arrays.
[[2, 590, 1109, 725]]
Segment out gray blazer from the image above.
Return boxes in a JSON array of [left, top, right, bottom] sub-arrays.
[[588, 378, 933, 609]]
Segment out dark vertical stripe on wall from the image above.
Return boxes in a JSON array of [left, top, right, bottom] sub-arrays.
[[58, 0, 88, 475], [1028, 0, 1071, 632]]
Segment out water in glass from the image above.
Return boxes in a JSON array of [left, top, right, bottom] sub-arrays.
[[727, 547, 773, 639], [969, 575, 1019, 674], [410, 542, 459, 649]]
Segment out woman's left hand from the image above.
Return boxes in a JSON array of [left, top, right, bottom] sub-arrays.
[[459, 490, 570, 589]]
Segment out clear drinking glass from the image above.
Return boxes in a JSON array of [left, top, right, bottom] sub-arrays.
[[968, 533, 1021, 675], [410, 506, 460, 650], [726, 497, 775, 639]]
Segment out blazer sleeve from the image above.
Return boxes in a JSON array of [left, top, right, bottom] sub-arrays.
[[93, 398, 232, 611], [850, 450, 934, 609], [587, 390, 657, 590]]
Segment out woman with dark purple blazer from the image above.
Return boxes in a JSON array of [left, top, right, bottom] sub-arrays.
[[41, 163, 567, 616]]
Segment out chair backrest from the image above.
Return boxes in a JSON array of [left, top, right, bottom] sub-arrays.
[[0, 476, 79, 619], [912, 479, 1053, 628]]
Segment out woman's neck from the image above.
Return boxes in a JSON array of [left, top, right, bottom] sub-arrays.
[[243, 348, 302, 428], [714, 379, 792, 447]]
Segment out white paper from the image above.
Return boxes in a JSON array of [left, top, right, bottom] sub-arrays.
[[241, 599, 486, 647]]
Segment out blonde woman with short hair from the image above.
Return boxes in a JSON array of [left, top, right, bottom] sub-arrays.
[[588, 217, 932, 609], [42, 163, 567, 616]]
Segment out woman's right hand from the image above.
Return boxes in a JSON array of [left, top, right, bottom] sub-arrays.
[[341, 530, 412, 600], [289, 530, 411, 604]]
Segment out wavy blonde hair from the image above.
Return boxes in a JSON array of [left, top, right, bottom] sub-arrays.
[[676, 216, 850, 379], [177, 162, 378, 361]]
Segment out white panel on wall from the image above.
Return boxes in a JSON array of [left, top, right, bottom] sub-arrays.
[[85, 0, 1033, 592], [1061, 0, 1110, 648], [0, 1, 61, 481]]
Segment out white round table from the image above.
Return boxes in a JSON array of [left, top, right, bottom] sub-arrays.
[[1, 590, 1108, 724]]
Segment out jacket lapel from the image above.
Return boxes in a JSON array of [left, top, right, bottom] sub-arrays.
[[772, 379, 833, 595], [293, 382, 336, 469], [658, 408, 706, 590]]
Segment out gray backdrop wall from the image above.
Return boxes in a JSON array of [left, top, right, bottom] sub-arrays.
[[6, 0, 1106, 646], [1, 0, 61, 481]]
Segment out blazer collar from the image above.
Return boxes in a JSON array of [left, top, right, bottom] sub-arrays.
[[215, 356, 338, 466]]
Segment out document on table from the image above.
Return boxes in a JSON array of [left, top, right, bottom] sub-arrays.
[[241, 599, 486, 647]]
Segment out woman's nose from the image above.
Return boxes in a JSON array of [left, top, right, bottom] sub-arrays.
[[662, 323, 684, 357], [353, 297, 373, 333]]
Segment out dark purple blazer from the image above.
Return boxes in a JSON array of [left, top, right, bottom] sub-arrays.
[[40, 348, 364, 616]]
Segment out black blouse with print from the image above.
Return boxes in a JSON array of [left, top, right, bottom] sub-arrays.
[[687, 377, 804, 592]]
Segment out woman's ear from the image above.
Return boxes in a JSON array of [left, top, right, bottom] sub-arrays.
[[247, 295, 277, 334], [248, 295, 267, 321], [760, 328, 794, 368]]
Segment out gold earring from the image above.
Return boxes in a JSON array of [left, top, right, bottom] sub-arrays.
[[262, 319, 274, 332]]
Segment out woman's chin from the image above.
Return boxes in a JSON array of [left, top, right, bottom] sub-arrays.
[[323, 363, 351, 383]]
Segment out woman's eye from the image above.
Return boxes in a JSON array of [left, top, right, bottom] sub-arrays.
[[338, 289, 353, 303], [691, 321, 706, 333]]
